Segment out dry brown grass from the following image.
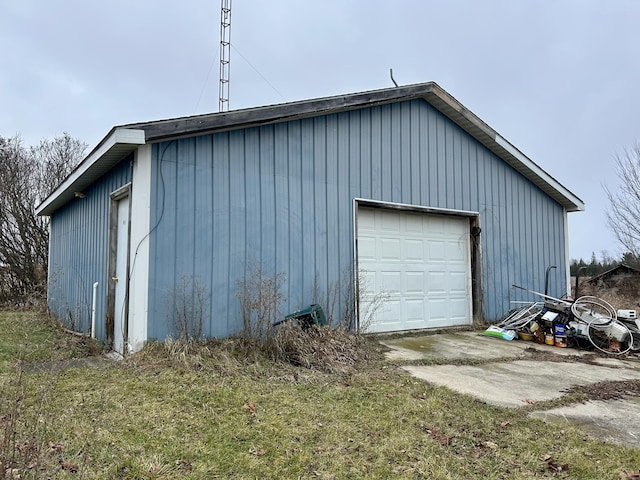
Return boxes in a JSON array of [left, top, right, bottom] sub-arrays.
[[575, 279, 640, 311], [4, 311, 640, 479], [128, 323, 374, 378], [274, 324, 365, 374]]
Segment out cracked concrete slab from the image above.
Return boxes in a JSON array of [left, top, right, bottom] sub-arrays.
[[382, 331, 591, 362], [402, 360, 640, 408], [388, 332, 640, 447], [530, 397, 640, 447]]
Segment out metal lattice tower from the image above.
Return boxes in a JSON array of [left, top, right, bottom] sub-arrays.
[[219, 0, 232, 112]]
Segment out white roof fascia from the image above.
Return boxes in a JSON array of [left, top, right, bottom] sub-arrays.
[[35, 128, 146, 216], [494, 134, 585, 212]]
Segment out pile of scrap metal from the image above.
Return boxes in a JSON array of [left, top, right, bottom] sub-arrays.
[[486, 285, 640, 355]]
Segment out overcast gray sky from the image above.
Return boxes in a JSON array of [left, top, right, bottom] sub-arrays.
[[1, 0, 638, 262]]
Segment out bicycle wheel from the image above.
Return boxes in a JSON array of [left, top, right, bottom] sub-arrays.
[[571, 296, 616, 326], [586, 320, 634, 355]]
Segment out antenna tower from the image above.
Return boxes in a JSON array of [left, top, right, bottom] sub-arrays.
[[219, 0, 232, 112]]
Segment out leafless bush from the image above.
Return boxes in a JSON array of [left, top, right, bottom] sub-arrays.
[[309, 267, 388, 333], [274, 323, 362, 374], [273, 268, 387, 371], [236, 268, 286, 357], [355, 270, 390, 334], [166, 276, 208, 341]]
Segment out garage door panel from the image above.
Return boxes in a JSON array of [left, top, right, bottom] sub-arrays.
[[381, 300, 402, 325], [358, 209, 376, 230], [405, 298, 425, 320], [360, 270, 377, 293], [448, 271, 468, 294], [405, 271, 425, 294], [357, 207, 472, 333], [448, 297, 471, 325], [381, 237, 402, 260], [426, 215, 445, 232], [405, 239, 425, 261], [381, 271, 401, 293], [446, 241, 467, 261], [405, 213, 424, 233], [427, 271, 446, 294], [359, 237, 377, 260], [381, 212, 401, 232], [427, 240, 446, 262], [427, 298, 448, 320]]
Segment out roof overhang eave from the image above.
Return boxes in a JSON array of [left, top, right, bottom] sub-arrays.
[[35, 128, 146, 216], [37, 82, 585, 216], [421, 85, 585, 212]]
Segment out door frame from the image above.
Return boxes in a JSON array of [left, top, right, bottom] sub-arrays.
[[352, 198, 483, 333], [107, 183, 132, 351]]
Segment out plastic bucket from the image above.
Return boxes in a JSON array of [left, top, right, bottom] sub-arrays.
[[554, 324, 565, 336], [544, 333, 555, 345], [554, 335, 567, 348]]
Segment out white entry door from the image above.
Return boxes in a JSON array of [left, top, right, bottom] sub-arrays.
[[357, 207, 472, 333], [113, 196, 130, 355]]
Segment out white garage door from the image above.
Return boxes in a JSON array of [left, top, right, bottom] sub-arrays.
[[357, 207, 472, 333]]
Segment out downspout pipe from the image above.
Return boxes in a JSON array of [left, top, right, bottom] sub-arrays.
[[91, 281, 99, 338], [544, 265, 556, 296]]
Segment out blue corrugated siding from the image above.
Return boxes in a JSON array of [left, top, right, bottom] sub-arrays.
[[147, 99, 567, 339], [47, 158, 132, 338]]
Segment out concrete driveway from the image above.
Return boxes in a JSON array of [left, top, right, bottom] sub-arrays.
[[382, 331, 640, 448]]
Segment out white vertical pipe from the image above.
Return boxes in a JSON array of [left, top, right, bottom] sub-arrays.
[[91, 282, 99, 338]]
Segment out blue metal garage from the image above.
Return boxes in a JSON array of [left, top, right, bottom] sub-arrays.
[[36, 82, 584, 353]]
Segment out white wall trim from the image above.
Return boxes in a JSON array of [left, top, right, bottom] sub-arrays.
[[35, 128, 145, 216], [128, 144, 152, 352], [563, 209, 572, 298], [494, 135, 584, 212], [354, 198, 479, 218]]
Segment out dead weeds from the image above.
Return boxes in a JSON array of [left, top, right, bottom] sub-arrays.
[[575, 281, 640, 311], [563, 379, 640, 401], [274, 324, 369, 374]]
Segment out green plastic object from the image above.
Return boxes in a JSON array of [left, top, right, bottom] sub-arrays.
[[483, 325, 517, 341], [283, 304, 327, 329]]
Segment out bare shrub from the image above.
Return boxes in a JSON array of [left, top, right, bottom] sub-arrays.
[[355, 270, 390, 334], [309, 267, 388, 333], [236, 268, 286, 356], [166, 276, 208, 341], [274, 323, 362, 374], [232, 266, 387, 368]]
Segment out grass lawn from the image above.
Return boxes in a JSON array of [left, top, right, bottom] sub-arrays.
[[1, 310, 639, 479]]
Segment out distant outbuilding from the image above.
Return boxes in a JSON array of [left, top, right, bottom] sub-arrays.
[[585, 263, 640, 289]]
